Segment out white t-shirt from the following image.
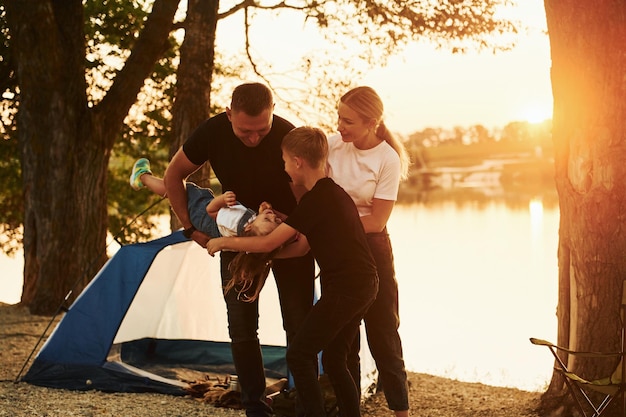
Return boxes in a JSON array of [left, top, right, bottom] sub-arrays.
[[216, 204, 256, 237], [327, 133, 401, 217]]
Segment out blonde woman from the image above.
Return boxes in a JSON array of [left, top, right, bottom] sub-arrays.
[[327, 86, 411, 417]]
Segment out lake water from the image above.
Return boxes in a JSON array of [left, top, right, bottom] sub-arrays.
[[0, 193, 559, 392], [387, 198, 558, 392]]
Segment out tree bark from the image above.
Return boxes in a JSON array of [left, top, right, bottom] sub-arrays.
[[168, 0, 219, 230], [5, 0, 180, 314], [543, 0, 626, 413]]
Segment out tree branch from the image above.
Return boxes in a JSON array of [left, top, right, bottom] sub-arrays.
[[97, 0, 181, 146]]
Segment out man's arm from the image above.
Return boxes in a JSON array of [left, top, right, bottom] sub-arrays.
[[164, 148, 208, 245]]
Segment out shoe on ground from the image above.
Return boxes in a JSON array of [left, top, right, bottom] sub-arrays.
[[130, 158, 152, 190]]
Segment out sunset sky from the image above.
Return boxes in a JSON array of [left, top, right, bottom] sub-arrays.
[[216, 0, 552, 136], [362, 0, 552, 134]]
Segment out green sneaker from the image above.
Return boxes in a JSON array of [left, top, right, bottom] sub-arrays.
[[130, 158, 152, 190]]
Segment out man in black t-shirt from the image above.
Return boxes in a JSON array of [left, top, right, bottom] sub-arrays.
[[207, 126, 379, 417], [164, 83, 315, 417]]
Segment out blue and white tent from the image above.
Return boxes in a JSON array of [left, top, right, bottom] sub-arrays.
[[22, 231, 376, 396]]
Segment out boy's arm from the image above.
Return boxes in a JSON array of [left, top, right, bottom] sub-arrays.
[[274, 234, 310, 259], [206, 191, 236, 219], [207, 223, 296, 255]]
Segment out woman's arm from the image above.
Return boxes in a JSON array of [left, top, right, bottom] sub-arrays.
[[207, 222, 297, 256], [360, 198, 395, 233]]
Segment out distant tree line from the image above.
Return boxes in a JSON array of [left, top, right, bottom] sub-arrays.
[[405, 119, 552, 147], [402, 119, 553, 170]]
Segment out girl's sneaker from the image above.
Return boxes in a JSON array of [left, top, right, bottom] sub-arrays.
[[130, 158, 152, 190]]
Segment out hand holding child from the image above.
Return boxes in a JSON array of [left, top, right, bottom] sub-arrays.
[[206, 237, 224, 256], [259, 201, 272, 213]]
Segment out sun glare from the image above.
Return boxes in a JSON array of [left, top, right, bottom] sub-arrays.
[[520, 103, 553, 124], [213, 0, 552, 133], [529, 197, 545, 237]]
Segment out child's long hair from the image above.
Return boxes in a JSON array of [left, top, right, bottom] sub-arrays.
[[223, 229, 284, 303]]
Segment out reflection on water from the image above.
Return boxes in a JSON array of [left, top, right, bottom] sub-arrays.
[[399, 156, 559, 213], [0, 183, 559, 392], [388, 199, 558, 391], [402, 184, 559, 212]]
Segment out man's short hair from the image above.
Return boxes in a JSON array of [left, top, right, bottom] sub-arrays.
[[282, 126, 328, 169], [231, 83, 273, 116]]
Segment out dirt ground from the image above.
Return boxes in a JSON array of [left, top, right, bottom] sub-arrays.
[[0, 303, 542, 416]]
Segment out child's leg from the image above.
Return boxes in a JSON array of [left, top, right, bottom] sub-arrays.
[[130, 158, 166, 197], [140, 174, 166, 197]]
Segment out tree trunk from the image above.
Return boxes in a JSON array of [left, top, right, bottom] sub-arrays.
[[168, 0, 218, 230], [542, 0, 626, 414], [5, 0, 180, 314]]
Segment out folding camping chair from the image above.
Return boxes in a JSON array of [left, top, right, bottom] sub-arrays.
[[530, 281, 626, 417]]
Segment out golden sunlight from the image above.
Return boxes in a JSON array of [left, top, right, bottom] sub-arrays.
[[519, 102, 553, 124], [215, 0, 552, 134], [529, 197, 545, 232]]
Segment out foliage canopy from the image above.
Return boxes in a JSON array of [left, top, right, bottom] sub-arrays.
[[1, 0, 520, 254]]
